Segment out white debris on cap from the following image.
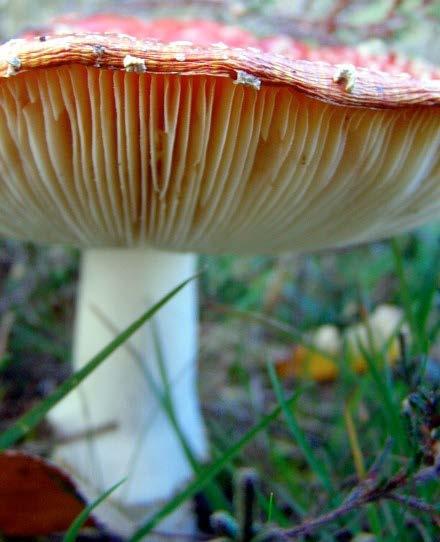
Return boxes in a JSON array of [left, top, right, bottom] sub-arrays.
[[211, 42, 228, 49], [333, 64, 357, 93], [123, 55, 147, 73], [234, 70, 261, 90], [6, 56, 21, 76], [93, 44, 105, 57], [169, 41, 193, 47]]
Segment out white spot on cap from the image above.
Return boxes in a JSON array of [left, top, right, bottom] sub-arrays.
[[123, 55, 147, 73], [234, 70, 261, 90], [6, 57, 21, 76], [212, 42, 228, 49], [170, 40, 193, 47], [175, 52, 186, 61], [93, 45, 105, 57], [333, 64, 357, 93]]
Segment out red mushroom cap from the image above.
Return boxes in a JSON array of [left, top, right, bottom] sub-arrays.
[[21, 14, 440, 80]]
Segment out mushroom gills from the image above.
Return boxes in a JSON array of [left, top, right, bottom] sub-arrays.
[[0, 64, 438, 253]]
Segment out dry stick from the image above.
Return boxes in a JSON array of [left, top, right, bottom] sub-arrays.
[[268, 491, 437, 541], [149, 531, 210, 541], [124, 0, 224, 7], [263, 460, 439, 540], [53, 421, 118, 445], [325, 0, 351, 32], [387, 493, 439, 515], [0, 311, 15, 360]]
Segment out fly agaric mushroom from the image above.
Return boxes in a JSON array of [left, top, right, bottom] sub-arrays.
[[0, 14, 439, 536]]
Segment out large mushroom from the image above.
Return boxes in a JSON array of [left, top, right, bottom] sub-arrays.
[[0, 14, 439, 536]]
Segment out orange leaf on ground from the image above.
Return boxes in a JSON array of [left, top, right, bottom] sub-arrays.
[[0, 451, 96, 536], [276, 345, 340, 383], [276, 305, 404, 383]]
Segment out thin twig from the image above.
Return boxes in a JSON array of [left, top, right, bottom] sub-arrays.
[[52, 421, 118, 445], [0, 311, 15, 361], [387, 493, 439, 515], [259, 457, 439, 540]]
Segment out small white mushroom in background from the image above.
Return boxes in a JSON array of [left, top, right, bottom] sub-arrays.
[[0, 13, 439, 538], [345, 305, 404, 352], [311, 324, 341, 357], [345, 305, 406, 371], [276, 306, 407, 383]]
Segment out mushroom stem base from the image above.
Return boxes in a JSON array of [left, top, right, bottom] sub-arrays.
[[49, 248, 206, 535]]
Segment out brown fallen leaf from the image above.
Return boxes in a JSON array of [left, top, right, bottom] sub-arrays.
[[276, 338, 401, 384], [0, 450, 97, 536], [276, 344, 340, 383]]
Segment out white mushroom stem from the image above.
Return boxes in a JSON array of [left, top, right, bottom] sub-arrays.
[[49, 248, 207, 534]]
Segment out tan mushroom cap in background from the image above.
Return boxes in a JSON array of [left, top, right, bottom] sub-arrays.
[[0, 30, 438, 253]]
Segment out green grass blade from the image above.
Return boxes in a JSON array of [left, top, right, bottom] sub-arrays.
[[89, 309, 229, 511], [267, 492, 274, 522], [130, 390, 301, 542], [0, 274, 198, 450], [415, 260, 439, 334], [391, 240, 424, 353], [208, 420, 293, 524], [150, 318, 230, 511], [355, 338, 407, 453], [216, 306, 339, 362], [266, 362, 335, 498], [62, 479, 126, 542]]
